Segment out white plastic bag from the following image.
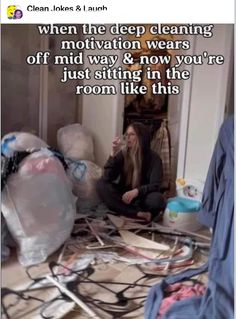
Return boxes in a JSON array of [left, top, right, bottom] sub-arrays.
[[1, 149, 76, 266], [57, 124, 94, 162], [67, 160, 102, 211], [1, 132, 48, 157]]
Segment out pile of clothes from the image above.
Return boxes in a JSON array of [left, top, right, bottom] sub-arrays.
[[145, 117, 234, 319]]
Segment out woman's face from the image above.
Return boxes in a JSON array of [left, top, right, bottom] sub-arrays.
[[125, 126, 137, 148]]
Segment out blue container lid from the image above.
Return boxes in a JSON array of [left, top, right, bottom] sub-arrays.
[[166, 197, 201, 213]]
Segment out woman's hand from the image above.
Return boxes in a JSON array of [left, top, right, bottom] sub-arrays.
[[122, 188, 139, 204], [111, 137, 122, 157]]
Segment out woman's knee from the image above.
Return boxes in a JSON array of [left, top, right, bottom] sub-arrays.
[[96, 178, 119, 201], [143, 192, 166, 211]]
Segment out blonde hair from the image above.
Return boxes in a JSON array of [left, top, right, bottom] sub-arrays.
[[123, 128, 142, 189]]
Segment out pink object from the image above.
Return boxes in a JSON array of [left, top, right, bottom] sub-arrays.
[[158, 283, 206, 318], [20, 155, 68, 181]]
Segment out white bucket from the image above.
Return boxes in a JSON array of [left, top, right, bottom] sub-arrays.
[[162, 195, 202, 232], [163, 207, 202, 232]]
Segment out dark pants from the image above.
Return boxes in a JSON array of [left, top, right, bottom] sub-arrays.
[[96, 178, 166, 219]]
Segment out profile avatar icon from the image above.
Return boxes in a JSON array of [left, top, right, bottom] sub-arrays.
[[7, 5, 16, 19], [13, 9, 23, 19]]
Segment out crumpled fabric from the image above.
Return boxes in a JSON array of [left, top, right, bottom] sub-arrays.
[[158, 283, 206, 319]]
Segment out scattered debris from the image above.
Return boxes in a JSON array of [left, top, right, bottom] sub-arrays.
[[119, 230, 170, 251], [2, 214, 210, 319]]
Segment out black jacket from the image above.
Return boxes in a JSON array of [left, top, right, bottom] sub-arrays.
[[103, 150, 163, 197]]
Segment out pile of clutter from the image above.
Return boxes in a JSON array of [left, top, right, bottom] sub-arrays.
[[2, 118, 233, 319], [1, 124, 103, 266], [2, 212, 210, 319], [1, 124, 211, 319]]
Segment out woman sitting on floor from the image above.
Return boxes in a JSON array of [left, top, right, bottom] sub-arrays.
[[97, 122, 166, 222]]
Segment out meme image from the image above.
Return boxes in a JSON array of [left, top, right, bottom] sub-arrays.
[[1, 22, 234, 319]]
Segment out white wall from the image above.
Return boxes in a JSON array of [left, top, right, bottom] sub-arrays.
[[81, 29, 124, 166], [178, 24, 233, 182]]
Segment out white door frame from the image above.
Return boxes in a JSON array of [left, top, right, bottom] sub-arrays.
[[177, 35, 196, 178]]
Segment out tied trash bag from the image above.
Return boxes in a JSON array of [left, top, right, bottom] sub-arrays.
[[57, 124, 95, 162], [67, 160, 102, 211], [1, 149, 76, 266], [1, 132, 48, 157]]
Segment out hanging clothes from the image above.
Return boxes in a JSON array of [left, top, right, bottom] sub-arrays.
[[151, 119, 171, 189], [145, 116, 234, 319]]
